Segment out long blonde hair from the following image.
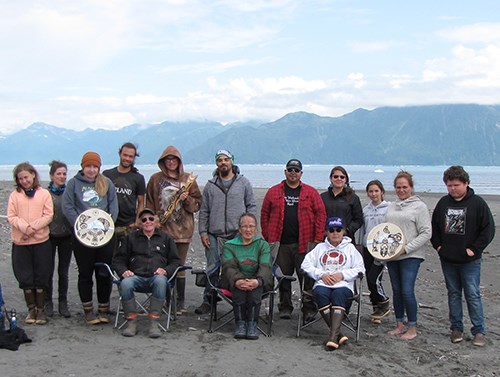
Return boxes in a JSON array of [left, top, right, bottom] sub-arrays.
[[94, 173, 109, 197]]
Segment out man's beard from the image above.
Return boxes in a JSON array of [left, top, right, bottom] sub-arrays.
[[219, 167, 230, 177]]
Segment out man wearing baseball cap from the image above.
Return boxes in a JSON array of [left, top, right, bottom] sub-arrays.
[[196, 149, 256, 314], [261, 159, 326, 321]]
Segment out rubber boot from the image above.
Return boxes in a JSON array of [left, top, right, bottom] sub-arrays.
[[148, 297, 165, 338], [176, 278, 187, 315], [82, 301, 100, 325], [97, 303, 111, 323], [326, 306, 346, 350], [23, 289, 37, 324], [233, 304, 247, 339], [35, 289, 48, 325], [246, 304, 260, 340], [319, 304, 332, 327], [58, 299, 71, 318], [121, 298, 138, 337], [370, 299, 390, 321]]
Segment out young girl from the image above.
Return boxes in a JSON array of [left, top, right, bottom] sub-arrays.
[[360, 180, 390, 324], [7, 162, 53, 325], [63, 152, 118, 325]]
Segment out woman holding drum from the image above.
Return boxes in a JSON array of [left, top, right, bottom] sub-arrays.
[[384, 171, 431, 340], [63, 152, 118, 325]]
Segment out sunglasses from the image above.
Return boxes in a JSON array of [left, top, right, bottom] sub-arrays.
[[287, 168, 301, 173], [141, 216, 155, 223], [333, 175, 346, 179], [327, 228, 343, 233]]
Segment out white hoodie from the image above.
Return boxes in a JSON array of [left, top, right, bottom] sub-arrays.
[[301, 236, 365, 293]]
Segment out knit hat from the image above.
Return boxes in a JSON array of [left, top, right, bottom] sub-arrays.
[[215, 149, 234, 162], [81, 152, 102, 169]]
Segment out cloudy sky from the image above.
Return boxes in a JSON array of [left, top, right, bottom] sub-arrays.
[[1, 0, 499, 134]]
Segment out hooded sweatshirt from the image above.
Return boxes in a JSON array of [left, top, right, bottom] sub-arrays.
[[384, 195, 431, 261], [146, 145, 202, 243], [360, 200, 390, 246], [62, 172, 118, 226], [198, 166, 256, 239], [301, 236, 365, 293], [431, 187, 495, 264]]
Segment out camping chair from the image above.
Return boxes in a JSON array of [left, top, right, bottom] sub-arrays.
[[95, 262, 192, 332], [296, 271, 364, 341], [192, 240, 295, 336]]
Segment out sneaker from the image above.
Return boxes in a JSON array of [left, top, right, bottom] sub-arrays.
[[194, 302, 211, 315], [472, 333, 486, 347], [450, 329, 463, 343]]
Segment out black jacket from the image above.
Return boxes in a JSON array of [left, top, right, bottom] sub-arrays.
[[113, 228, 181, 278], [431, 188, 495, 264]]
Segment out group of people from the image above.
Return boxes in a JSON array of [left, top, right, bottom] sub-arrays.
[[6, 146, 495, 348]]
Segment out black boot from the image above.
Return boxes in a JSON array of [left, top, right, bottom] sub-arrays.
[[176, 278, 187, 315], [58, 298, 71, 318], [326, 306, 346, 350], [233, 304, 247, 339], [246, 304, 260, 340]]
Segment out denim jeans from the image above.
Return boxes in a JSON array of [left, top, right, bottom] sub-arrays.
[[119, 274, 169, 301], [313, 286, 353, 309], [441, 259, 485, 335], [203, 234, 222, 303], [387, 258, 422, 326]]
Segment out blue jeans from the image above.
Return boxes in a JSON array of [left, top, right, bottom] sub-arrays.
[[119, 275, 169, 301], [203, 234, 222, 303], [441, 259, 485, 335], [313, 286, 353, 309], [387, 258, 422, 326]]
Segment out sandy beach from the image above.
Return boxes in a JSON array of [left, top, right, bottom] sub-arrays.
[[0, 182, 498, 377]]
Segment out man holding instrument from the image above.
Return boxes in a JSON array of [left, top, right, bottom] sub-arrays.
[[146, 145, 202, 315]]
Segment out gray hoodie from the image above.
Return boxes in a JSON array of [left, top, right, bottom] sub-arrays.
[[384, 195, 431, 261], [360, 200, 390, 246], [198, 166, 256, 239], [62, 172, 119, 226]]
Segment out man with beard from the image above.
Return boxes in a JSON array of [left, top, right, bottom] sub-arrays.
[[196, 149, 256, 314], [103, 142, 146, 251]]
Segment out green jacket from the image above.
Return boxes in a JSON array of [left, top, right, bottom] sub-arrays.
[[221, 236, 273, 291]]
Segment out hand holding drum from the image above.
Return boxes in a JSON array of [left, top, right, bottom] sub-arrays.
[[366, 222, 406, 261]]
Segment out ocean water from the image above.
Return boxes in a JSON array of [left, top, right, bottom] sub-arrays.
[[1, 164, 499, 195]]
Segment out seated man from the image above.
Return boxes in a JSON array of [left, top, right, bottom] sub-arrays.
[[112, 208, 180, 338], [221, 213, 273, 340], [301, 217, 365, 350]]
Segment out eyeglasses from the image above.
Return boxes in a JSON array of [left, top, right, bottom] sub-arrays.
[[333, 175, 346, 179], [287, 168, 301, 173], [141, 216, 155, 223], [327, 228, 343, 233], [165, 157, 177, 161], [240, 224, 256, 229]]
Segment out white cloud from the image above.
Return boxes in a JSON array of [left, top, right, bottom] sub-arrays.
[[437, 22, 500, 43], [350, 41, 399, 53]]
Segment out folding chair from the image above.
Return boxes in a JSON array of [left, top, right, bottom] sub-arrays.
[[95, 262, 192, 332], [296, 271, 364, 341], [192, 240, 295, 336]]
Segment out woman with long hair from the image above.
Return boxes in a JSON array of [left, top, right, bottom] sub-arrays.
[[63, 152, 118, 325], [7, 162, 53, 325], [385, 171, 431, 340], [45, 160, 73, 318], [320, 166, 363, 242]]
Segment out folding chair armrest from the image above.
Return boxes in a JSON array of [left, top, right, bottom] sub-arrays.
[[168, 265, 193, 283], [94, 262, 121, 283], [191, 268, 207, 275]]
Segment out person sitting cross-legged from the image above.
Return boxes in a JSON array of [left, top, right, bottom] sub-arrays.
[[112, 208, 181, 338]]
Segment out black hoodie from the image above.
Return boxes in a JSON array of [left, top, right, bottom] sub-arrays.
[[431, 187, 495, 264]]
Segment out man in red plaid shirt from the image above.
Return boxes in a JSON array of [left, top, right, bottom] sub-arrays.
[[260, 159, 326, 321]]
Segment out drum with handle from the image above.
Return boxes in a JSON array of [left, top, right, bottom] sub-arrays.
[[74, 208, 115, 248], [366, 222, 406, 261]]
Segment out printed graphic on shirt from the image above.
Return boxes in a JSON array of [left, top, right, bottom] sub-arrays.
[[321, 250, 346, 273], [444, 207, 466, 235], [81, 186, 101, 206], [160, 180, 185, 224], [284, 194, 299, 207]]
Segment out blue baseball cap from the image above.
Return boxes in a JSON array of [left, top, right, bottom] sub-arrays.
[[325, 217, 344, 230]]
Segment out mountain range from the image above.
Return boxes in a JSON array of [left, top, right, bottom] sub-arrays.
[[1, 104, 499, 166]]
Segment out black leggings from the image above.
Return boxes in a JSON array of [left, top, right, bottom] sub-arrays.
[[73, 235, 114, 304], [12, 240, 52, 290], [47, 235, 73, 301]]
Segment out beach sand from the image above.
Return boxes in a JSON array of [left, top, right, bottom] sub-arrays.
[[0, 182, 498, 377]]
